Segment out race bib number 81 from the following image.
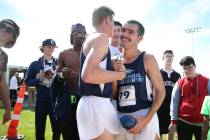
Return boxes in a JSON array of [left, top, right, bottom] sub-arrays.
[[119, 85, 136, 107]]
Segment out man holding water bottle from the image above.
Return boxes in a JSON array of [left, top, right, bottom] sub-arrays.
[[114, 20, 165, 140]]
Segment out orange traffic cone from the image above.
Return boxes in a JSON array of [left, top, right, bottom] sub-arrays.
[[6, 82, 26, 140]]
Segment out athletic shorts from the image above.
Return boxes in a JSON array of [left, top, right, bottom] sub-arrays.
[[115, 108, 160, 140], [157, 111, 170, 134], [77, 96, 120, 140]]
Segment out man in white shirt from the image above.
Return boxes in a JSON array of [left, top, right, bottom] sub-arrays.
[[9, 72, 19, 107], [109, 21, 122, 58]]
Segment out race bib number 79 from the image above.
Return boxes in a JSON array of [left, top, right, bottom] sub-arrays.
[[118, 85, 136, 107]]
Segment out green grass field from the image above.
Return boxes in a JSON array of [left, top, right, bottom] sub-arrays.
[[0, 107, 176, 140], [0, 108, 53, 140], [0, 108, 195, 140]]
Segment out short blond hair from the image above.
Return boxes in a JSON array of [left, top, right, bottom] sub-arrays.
[[92, 6, 114, 27]]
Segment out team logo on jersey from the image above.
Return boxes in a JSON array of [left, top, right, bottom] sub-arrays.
[[164, 81, 175, 87]]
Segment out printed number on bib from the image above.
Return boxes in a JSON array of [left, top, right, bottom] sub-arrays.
[[119, 85, 136, 107]]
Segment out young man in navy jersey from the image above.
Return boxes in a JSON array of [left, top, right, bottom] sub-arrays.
[[77, 6, 126, 140], [115, 20, 165, 140], [157, 50, 180, 140]]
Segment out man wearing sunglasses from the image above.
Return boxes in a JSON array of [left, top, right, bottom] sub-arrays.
[[54, 23, 86, 140], [0, 19, 20, 124]]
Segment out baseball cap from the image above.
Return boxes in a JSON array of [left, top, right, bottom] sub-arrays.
[[42, 39, 57, 47], [39, 39, 58, 53]]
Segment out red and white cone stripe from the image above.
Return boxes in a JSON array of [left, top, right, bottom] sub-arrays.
[[7, 82, 26, 139]]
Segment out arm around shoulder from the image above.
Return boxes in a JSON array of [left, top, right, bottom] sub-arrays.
[[81, 34, 125, 84]]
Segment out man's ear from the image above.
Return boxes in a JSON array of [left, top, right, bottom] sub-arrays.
[[105, 16, 112, 25], [105, 17, 109, 24], [137, 35, 143, 43], [40, 47, 44, 53]]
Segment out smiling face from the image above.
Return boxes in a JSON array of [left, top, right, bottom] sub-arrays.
[[180, 56, 197, 78], [120, 23, 142, 49], [182, 64, 196, 78], [111, 24, 122, 46]]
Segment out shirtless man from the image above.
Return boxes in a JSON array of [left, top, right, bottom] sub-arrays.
[[0, 19, 20, 124], [76, 6, 126, 140], [56, 23, 86, 140]]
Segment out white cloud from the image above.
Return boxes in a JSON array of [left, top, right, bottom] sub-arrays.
[[178, 0, 210, 25]]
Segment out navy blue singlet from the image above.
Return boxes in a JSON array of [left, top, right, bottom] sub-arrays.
[[117, 52, 153, 113], [79, 49, 112, 98]]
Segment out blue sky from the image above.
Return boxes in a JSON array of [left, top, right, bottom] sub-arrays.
[[1, 0, 210, 77]]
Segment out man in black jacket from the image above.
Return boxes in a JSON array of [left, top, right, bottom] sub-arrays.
[[25, 39, 59, 140]]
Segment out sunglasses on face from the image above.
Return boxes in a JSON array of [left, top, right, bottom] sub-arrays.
[[71, 24, 85, 30], [0, 24, 16, 34], [72, 32, 86, 38]]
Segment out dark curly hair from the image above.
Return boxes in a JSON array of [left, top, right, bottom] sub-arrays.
[[70, 23, 86, 45]]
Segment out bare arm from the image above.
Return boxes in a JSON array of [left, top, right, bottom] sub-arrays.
[[111, 59, 117, 98], [56, 52, 64, 73], [111, 58, 126, 98], [144, 54, 165, 124], [201, 96, 210, 140], [112, 81, 117, 98], [81, 34, 125, 84], [129, 54, 165, 134], [202, 115, 209, 140], [0, 72, 11, 124]]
